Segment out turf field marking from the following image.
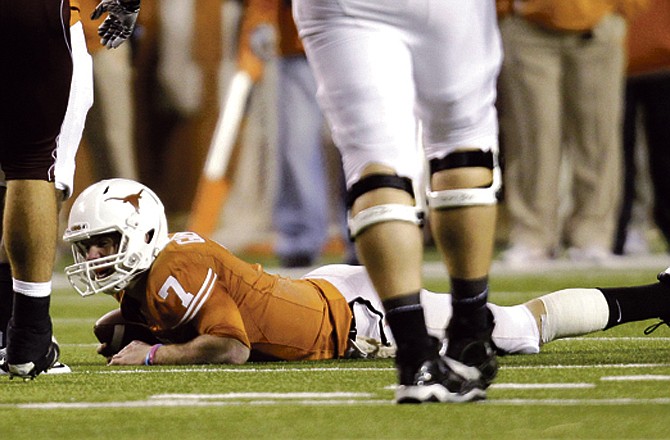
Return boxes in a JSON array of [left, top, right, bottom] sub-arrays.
[[383, 383, 595, 391], [491, 383, 594, 389], [556, 337, 670, 342], [95, 367, 395, 374], [9, 396, 670, 410], [483, 398, 670, 406], [88, 362, 670, 375], [150, 392, 373, 399], [12, 399, 391, 409], [601, 375, 670, 381], [53, 318, 96, 324], [504, 362, 670, 370]]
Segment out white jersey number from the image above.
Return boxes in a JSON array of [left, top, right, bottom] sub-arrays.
[[158, 275, 194, 308], [171, 231, 205, 245]]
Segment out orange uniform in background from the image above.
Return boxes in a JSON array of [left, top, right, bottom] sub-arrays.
[[238, 0, 305, 77], [237, 0, 278, 82], [496, 0, 648, 31], [626, 0, 670, 75]]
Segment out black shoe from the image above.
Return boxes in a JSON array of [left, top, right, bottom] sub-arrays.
[[442, 338, 498, 392], [5, 340, 60, 380], [443, 310, 498, 392], [646, 268, 670, 334], [394, 336, 488, 404], [0, 343, 69, 377], [395, 355, 487, 404], [0, 347, 6, 374]]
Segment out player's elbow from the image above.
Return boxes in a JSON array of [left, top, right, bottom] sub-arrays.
[[202, 336, 250, 365], [222, 343, 250, 365]]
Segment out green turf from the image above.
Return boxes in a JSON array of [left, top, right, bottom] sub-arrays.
[[2, 266, 670, 439]]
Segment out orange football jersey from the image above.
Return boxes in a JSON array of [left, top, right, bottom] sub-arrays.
[[122, 232, 352, 361]]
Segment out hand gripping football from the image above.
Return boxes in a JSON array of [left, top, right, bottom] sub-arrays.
[[93, 309, 159, 357]]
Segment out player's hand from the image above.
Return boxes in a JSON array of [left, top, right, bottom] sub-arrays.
[[90, 0, 141, 49], [249, 23, 277, 61], [96, 343, 112, 362], [107, 340, 150, 365]]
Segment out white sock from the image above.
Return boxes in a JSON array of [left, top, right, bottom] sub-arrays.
[[13, 280, 52, 298]]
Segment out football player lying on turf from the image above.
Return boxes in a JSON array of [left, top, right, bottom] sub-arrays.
[[63, 179, 670, 366]]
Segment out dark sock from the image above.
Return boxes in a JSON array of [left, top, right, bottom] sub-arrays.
[[7, 294, 52, 362], [449, 277, 490, 331], [11, 293, 51, 330], [602, 282, 670, 329], [383, 292, 435, 365], [0, 263, 12, 348]]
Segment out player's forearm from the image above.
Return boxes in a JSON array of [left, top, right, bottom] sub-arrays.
[[152, 335, 250, 365], [108, 336, 250, 366]]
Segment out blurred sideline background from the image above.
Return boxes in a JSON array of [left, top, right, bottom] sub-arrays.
[[64, 0, 668, 269], [65, 0, 348, 259]]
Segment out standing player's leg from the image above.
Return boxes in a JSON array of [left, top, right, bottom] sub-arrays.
[[0, 1, 73, 379], [415, 0, 503, 393], [0, 17, 92, 375], [295, 0, 484, 403]]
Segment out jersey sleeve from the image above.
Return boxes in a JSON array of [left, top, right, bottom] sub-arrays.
[[142, 242, 251, 347]]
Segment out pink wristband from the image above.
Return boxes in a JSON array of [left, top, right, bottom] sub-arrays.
[[145, 344, 163, 366]]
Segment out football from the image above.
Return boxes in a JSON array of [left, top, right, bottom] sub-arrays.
[[93, 309, 159, 357]]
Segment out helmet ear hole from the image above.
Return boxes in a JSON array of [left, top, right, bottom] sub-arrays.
[[146, 229, 155, 244]]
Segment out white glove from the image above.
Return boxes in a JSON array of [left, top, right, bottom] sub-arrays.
[[346, 336, 397, 359], [91, 0, 141, 49]]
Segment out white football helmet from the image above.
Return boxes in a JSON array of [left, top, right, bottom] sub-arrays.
[[63, 178, 170, 297]]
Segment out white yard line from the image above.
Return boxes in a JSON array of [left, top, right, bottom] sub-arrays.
[[601, 375, 670, 381], [8, 396, 670, 410], [7, 368, 670, 410], [150, 392, 373, 400], [482, 398, 670, 406], [491, 383, 594, 389], [82, 362, 670, 375]]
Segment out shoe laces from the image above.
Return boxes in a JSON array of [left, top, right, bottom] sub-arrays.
[[644, 319, 670, 335]]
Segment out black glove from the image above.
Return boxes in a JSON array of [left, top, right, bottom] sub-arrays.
[[90, 0, 141, 49]]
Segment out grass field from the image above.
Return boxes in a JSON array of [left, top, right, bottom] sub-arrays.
[[2, 259, 670, 439]]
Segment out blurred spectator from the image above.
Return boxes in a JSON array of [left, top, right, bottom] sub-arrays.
[[157, 0, 203, 118], [80, 0, 139, 180], [614, 0, 670, 255], [247, 0, 354, 267], [497, 0, 648, 265]]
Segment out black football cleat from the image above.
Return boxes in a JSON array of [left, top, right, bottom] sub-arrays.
[[441, 309, 499, 396], [5, 340, 60, 380], [644, 267, 670, 335], [395, 355, 488, 404], [442, 338, 498, 395], [394, 336, 489, 404], [0, 344, 71, 377]]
